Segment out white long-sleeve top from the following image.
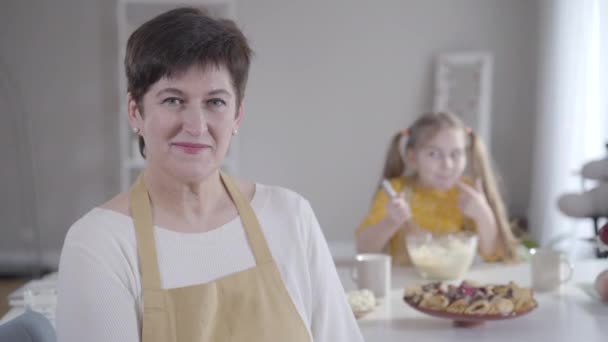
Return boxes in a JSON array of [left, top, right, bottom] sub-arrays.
[[56, 184, 363, 342]]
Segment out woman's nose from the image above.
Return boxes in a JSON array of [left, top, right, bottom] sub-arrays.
[[182, 107, 208, 136]]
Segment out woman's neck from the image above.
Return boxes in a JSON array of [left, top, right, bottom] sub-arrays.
[[143, 167, 229, 226]]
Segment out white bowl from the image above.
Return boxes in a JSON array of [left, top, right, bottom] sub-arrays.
[[405, 231, 478, 280]]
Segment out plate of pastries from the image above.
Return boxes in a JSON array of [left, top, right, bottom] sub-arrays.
[[403, 280, 538, 326]]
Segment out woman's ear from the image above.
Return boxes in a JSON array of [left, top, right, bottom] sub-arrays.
[[235, 102, 244, 122], [233, 102, 245, 132], [127, 93, 142, 132]]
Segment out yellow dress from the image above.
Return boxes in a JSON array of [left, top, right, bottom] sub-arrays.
[[356, 177, 499, 264]]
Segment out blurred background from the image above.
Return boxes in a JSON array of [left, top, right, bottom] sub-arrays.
[[0, 0, 606, 277]]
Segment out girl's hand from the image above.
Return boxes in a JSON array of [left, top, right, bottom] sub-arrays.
[[457, 179, 493, 222], [385, 192, 412, 226]]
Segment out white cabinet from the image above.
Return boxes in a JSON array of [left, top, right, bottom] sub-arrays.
[[116, 0, 237, 190], [433, 51, 493, 147]]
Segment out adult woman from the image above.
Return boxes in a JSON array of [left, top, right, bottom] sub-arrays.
[[56, 8, 362, 342]]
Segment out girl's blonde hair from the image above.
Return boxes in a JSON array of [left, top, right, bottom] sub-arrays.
[[381, 112, 519, 261]]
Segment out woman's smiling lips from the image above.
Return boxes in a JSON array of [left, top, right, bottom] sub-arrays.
[[172, 142, 211, 155]]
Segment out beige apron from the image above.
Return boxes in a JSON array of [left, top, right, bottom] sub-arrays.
[[130, 172, 311, 342]]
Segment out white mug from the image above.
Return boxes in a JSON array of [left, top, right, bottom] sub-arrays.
[[351, 253, 392, 299], [530, 248, 573, 292]]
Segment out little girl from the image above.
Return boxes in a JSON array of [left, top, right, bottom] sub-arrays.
[[356, 112, 518, 264]]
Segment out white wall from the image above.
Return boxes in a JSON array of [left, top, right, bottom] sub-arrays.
[[0, 0, 120, 268], [0, 0, 539, 269], [530, 0, 608, 251], [237, 0, 539, 241]]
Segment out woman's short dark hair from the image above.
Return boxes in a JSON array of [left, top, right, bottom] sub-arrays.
[[125, 7, 252, 157]]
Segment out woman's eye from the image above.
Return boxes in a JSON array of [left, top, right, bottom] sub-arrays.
[[207, 98, 227, 107], [162, 97, 184, 106]]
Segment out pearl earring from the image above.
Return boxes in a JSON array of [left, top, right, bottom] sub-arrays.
[[232, 128, 238, 136], [133, 127, 140, 134]]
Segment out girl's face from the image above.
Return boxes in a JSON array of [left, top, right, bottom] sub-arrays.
[[408, 128, 467, 190]]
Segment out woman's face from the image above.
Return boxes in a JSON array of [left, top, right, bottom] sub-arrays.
[[408, 127, 467, 191], [129, 64, 242, 182]]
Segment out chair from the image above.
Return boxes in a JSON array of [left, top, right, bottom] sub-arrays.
[[0, 309, 56, 342]]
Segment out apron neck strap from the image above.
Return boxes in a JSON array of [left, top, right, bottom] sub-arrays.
[[219, 170, 273, 265], [130, 173, 162, 291]]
